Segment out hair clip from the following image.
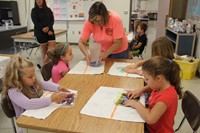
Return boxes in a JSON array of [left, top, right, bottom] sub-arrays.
[[60, 43, 68, 55], [169, 59, 173, 64]]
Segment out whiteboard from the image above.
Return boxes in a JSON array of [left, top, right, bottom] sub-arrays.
[[46, 0, 101, 20]]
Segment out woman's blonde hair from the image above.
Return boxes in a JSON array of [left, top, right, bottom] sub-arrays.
[[2, 55, 43, 99], [88, 1, 109, 25], [151, 36, 174, 60]]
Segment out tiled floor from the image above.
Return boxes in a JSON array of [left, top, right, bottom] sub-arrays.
[[0, 21, 200, 133]]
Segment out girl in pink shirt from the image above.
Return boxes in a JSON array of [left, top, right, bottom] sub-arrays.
[[79, 1, 128, 64], [47, 43, 73, 83], [124, 56, 183, 133]]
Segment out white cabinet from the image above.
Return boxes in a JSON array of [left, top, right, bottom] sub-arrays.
[[67, 20, 85, 43]]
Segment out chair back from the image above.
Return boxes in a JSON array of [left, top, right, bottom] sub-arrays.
[[40, 62, 53, 81], [182, 90, 200, 131], [1, 96, 16, 118]]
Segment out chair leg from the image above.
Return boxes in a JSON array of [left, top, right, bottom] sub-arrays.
[[26, 48, 34, 59], [139, 54, 143, 60], [34, 47, 40, 55], [175, 116, 185, 132], [11, 117, 17, 133]]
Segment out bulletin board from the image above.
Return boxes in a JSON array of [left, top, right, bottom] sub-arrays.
[[46, 0, 100, 20]]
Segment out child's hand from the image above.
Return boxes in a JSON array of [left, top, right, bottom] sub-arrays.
[[125, 68, 142, 75], [126, 90, 141, 99], [123, 99, 138, 108], [125, 63, 139, 69], [51, 92, 68, 103], [58, 86, 70, 92]]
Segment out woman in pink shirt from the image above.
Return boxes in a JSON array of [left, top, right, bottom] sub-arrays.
[[79, 1, 128, 64]]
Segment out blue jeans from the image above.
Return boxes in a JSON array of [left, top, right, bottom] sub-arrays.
[[108, 49, 128, 59]]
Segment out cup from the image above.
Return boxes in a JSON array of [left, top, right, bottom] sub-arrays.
[[89, 42, 101, 63], [5, 22, 9, 29]]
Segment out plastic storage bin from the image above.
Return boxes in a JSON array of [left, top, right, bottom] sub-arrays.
[[174, 59, 200, 80]]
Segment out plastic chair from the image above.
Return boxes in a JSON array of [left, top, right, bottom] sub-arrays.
[[1, 96, 17, 133], [132, 45, 147, 60], [37, 62, 53, 81], [175, 90, 200, 133]]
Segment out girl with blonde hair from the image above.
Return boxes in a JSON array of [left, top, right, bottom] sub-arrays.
[[2, 55, 71, 118]]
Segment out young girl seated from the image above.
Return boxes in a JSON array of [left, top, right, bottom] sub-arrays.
[[124, 56, 183, 133], [125, 36, 174, 75], [1, 55, 71, 118], [47, 43, 73, 83]]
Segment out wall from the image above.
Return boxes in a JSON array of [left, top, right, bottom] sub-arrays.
[[132, 0, 159, 11], [156, 0, 170, 38], [170, 0, 188, 20], [103, 0, 130, 32]]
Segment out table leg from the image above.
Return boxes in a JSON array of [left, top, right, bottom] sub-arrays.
[[13, 41, 17, 54]]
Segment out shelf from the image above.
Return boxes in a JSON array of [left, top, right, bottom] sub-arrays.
[[165, 27, 195, 56], [166, 36, 176, 44]]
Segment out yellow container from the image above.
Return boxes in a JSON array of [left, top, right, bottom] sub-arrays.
[[174, 59, 200, 80]]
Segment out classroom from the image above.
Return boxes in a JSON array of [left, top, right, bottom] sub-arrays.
[[0, 0, 200, 133]]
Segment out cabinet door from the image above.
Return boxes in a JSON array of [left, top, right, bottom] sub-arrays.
[[68, 21, 84, 43], [177, 35, 195, 55]]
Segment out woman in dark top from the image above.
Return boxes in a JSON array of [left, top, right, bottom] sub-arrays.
[[31, 0, 56, 65]]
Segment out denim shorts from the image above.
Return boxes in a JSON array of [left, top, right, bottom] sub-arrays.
[[108, 49, 128, 59]]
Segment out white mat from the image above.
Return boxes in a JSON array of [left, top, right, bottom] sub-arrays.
[[22, 90, 77, 119], [68, 60, 105, 75], [108, 62, 143, 78], [80, 86, 145, 122]]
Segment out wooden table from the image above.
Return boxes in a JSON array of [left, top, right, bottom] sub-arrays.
[[16, 59, 144, 133], [11, 29, 68, 53]]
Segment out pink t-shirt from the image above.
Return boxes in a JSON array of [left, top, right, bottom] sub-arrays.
[[147, 86, 178, 133], [81, 10, 128, 54], [52, 60, 70, 83]]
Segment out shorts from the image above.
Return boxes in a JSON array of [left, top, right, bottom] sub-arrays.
[[36, 34, 55, 44], [108, 49, 128, 59]]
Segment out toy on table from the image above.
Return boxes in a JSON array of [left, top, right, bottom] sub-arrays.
[[62, 93, 76, 105], [89, 61, 102, 67], [115, 91, 139, 105]]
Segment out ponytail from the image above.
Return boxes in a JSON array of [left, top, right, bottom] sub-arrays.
[[142, 56, 183, 99]]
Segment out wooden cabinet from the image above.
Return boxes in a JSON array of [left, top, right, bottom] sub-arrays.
[[165, 28, 195, 56]]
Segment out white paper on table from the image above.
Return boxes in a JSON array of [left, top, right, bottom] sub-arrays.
[[22, 90, 78, 119], [0, 56, 10, 78], [80, 86, 145, 122], [22, 103, 62, 119], [68, 60, 105, 75], [108, 62, 143, 78]]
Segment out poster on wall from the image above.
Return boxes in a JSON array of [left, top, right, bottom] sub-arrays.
[[47, 0, 86, 20], [187, 0, 200, 22]]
